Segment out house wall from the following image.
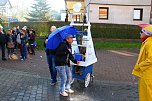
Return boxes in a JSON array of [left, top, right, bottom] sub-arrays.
[[5, 2, 12, 17], [65, 0, 151, 24], [88, 4, 151, 25], [0, 2, 12, 18], [87, 0, 151, 5]]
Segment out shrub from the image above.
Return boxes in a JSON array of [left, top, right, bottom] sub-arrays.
[[4, 21, 140, 39], [9, 21, 69, 37], [91, 23, 140, 39]]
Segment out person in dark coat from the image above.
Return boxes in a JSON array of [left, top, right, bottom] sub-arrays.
[[16, 25, 20, 35], [55, 34, 79, 97], [28, 29, 35, 55], [20, 28, 28, 61], [45, 26, 57, 85], [12, 27, 17, 50], [16, 28, 22, 56], [6, 29, 15, 59], [0, 27, 7, 60]]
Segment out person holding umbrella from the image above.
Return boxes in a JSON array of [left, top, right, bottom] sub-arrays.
[[45, 26, 57, 85], [132, 24, 152, 101], [46, 26, 79, 96], [55, 34, 79, 97]]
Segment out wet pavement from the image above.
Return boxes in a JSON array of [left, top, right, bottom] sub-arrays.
[[0, 49, 139, 101]]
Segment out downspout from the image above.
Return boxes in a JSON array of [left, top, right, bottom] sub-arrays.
[[150, 0, 152, 23], [86, 0, 91, 22], [64, 0, 68, 22], [64, 0, 67, 11]]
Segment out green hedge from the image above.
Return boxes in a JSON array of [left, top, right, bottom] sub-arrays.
[[91, 23, 140, 39], [6, 21, 140, 39], [9, 21, 70, 37], [91, 27, 140, 39]]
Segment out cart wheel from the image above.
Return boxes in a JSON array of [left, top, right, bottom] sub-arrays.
[[84, 73, 91, 88], [71, 78, 75, 84]]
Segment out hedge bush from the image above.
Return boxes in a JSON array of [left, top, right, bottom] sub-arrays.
[[91, 27, 140, 39], [91, 23, 140, 39], [5, 21, 140, 39], [9, 21, 69, 37]]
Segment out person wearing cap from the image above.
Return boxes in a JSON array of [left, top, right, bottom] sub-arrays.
[[0, 26, 7, 60], [55, 34, 79, 97], [132, 25, 152, 101], [45, 26, 57, 85]]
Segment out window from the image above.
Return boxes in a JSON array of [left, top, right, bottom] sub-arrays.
[[99, 7, 109, 19], [74, 15, 80, 22], [133, 8, 143, 21]]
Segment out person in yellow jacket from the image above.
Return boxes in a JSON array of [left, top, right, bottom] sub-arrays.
[[132, 24, 152, 101]]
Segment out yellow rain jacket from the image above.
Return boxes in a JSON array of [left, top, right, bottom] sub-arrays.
[[132, 36, 152, 101], [132, 37, 152, 79]]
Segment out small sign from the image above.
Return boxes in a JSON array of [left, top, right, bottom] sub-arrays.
[[8, 18, 18, 22]]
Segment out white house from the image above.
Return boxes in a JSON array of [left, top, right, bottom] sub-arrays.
[[60, 10, 66, 21], [0, 0, 12, 19], [85, 0, 151, 25]]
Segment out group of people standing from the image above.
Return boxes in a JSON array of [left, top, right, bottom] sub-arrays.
[[0, 25, 36, 61], [45, 26, 79, 97], [1, 23, 152, 99]]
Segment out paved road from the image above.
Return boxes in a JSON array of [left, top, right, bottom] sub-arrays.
[[0, 50, 139, 82], [94, 49, 138, 83], [0, 49, 139, 101], [0, 67, 138, 101]]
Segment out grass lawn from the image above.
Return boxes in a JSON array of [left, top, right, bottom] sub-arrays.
[[94, 41, 141, 49]]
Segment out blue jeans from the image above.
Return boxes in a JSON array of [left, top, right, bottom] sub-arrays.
[[56, 66, 72, 93], [21, 45, 27, 59], [46, 54, 57, 82]]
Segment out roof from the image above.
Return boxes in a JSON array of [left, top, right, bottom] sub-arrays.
[[0, 0, 8, 6], [0, 0, 12, 8], [65, 0, 84, 1]]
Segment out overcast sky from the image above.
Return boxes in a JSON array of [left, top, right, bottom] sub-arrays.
[[9, 0, 65, 12]]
